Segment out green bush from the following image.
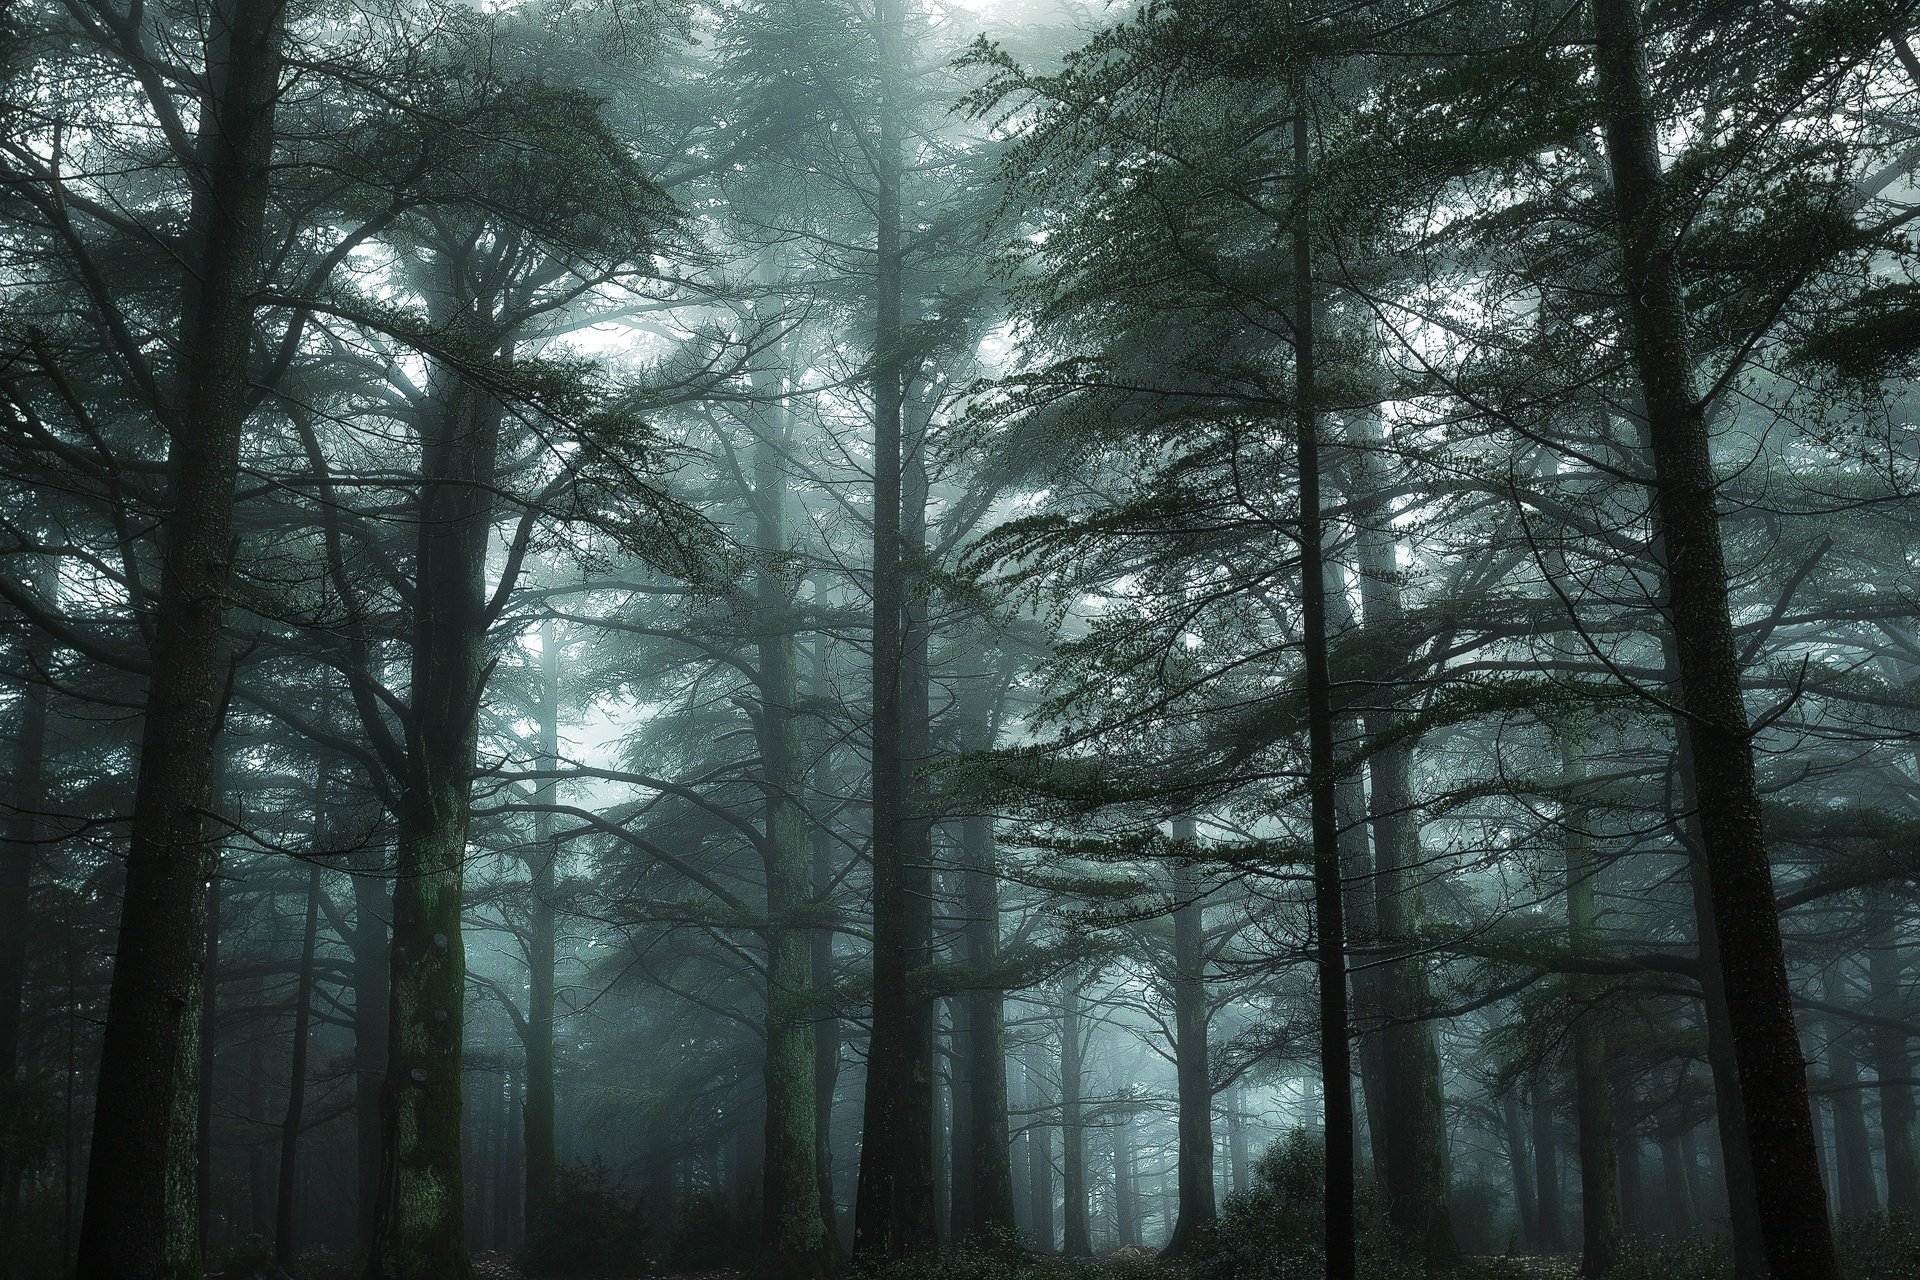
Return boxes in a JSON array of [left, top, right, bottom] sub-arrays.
[[1189, 1129, 1423, 1280], [668, 1189, 753, 1270], [1836, 1212, 1920, 1280], [522, 1158, 655, 1277]]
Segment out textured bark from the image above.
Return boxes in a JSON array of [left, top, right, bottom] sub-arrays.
[[1, 628, 51, 1261], [1500, 1090, 1537, 1243], [1292, 106, 1354, 1280], [1349, 418, 1457, 1262], [1024, 1056, 1054, 1253], [364, 351, 504, 1280], [852, 7, 937, 1248], [750, 405, 833, 1280], [75, 1, 284, 1272], [1114, 1114, 1137, 1248], [1869, 904, 1918, 1215], [276, 861, 323, 1267], [1562, 742, 1621, 1275], [808, 655, 842, 1242], [1821, 967, 1877, 1217], [523, 621, 559, 1238], [1531, 1074, 1564, 1249], [1059, 981, 1091, 1258], [961, 808, 1016, 1238], [1160, 827, 1215, 1258], [353, 846, 392, 1251], [1589, 1, 1836, 1273]]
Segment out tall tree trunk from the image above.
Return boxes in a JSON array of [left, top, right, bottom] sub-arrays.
[[1059, 981, 1091, 1258], [853, 4, 937, 1248], [1660, 1135, 1696, 1237], [1609, 1066, 1642, 1240], [1588, 2, 1836, 1273], [1822, 967, 1877, 1217], [809, 647, 842, 1243], [961, 809, 1016, 1239], [196, 848, 220, 1259], [353, 845, 391, 1253], [1349, 417, 1456, 1262], [365, 352, 505, 1280], [523, 620, 560, 1238], [1161, 822, 1215, 1257], [1291, 103, 1355, 1280], [276, 861, 323, 1267], [1114, 1114, 1137, 1248], [1869, 900, 1918, 1215], [1226, 1086, 1248, 1197], [1532, 1073, 1564, 1249], [751, 401, 833, 1280], [1501, 1089, 1538, 1243], [0, 623, 51, 1263], [1562, 740, 1622, 1275], [1025, 1055, 1054, 1253], [76, 0, 284, 1271]]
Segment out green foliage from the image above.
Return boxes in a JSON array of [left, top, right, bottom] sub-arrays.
[[851, 1240, 1160, 1280], [1835, 1213, 1920, 1280], [522, 1158, 656, 1277], [1188, 1130, 1423, 1280], [668, 1189, 754, 1270]]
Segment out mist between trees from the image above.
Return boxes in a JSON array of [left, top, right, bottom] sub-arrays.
[[2, 2, 1919, 1280]]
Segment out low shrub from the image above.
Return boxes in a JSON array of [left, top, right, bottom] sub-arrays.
[[523, 1158, 655, 1277], [1188, 1129, 1423, 1280]]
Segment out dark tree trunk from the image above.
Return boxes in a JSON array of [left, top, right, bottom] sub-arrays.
[[1659, 1135, 1696, 1237], [196, 849, 220, 1258], [852, 9, 937, 1248], [809, 657, 842, 1243], [276, 862, 323, 1268], [76, 1, 284, 1272], [1589, 1, 1836, 1273], [1114, 1114, 1137, 1248], [1024, 1057, 1054, 1253], [523, 621, 560, 1239], [364, 345, 505, 1280], [1869, 903, 1918, 1215], [1532, 1074, 1564, 1249], [1349, 417, 1457, 1263], [0, 625, 50, 1261], [1059, 982, 1090, 1258], [1562, 743, 1621, 1275], [1822, 968, 1877, 1217], [1161, 826, 1215, 1257], [961, 811, 1016, 1238], [1501, 1090, 1537, 1243], [1291, 104, 1354, 1280], [750, 406, 833, 1280], [352, 847, 391, 1252]]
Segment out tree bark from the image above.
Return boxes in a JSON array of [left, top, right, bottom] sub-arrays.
[[276, 861, 323, 1267], [1059, 981, 1091, 1258], [1821, 966, 1877, 1217], [750, 393, 833, 1280], [353, 844, 391, 1253], [1588, 1, 1836, 1273], [523, 620, 560, 1238], [1024, 1054, 1054, 1253], [1869, 900, 1918, 1215], [1348, 418, 1457, 1262], [1, 624, 52, 1261], [1291, 103, 1355, 1280], [76, 0, 284, 1271], [1500, 1089, 1537, 1243], [364, 348, 504, 1280], [1532, 1073, 1565, 1249], [852, 4, 937, 1249], [1562, 740, 1622, 1275], [1160, 823, 1215, 1258], [961, 811, 1016, 1239]]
